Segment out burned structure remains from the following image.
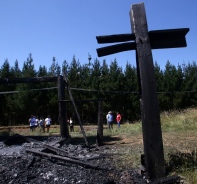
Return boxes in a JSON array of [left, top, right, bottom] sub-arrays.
[[0, 2, 189, 184]]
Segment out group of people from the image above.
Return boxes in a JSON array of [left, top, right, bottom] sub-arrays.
[[29, 115, 52, 133], [106, 111, 121, 129]]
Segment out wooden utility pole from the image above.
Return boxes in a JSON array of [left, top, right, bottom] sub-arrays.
[[130, 3, 165, 179], [58, 75, 69, 138], [96, 2, 189, 180]]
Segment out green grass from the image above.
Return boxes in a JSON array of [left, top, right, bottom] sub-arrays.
[[160, 108, 197, 183]]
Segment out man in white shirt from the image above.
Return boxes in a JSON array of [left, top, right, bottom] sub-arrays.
[[45, 115, 52, 133]]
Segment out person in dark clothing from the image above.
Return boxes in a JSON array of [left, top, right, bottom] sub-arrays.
[[39, 117, 45, 133]]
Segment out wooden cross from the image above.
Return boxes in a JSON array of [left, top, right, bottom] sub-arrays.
[[96, 2, 189, 180]]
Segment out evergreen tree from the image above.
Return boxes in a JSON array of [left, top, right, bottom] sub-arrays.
[[49, 57, 61, 76], [6, 60, 22, 125], [123, 62, 139, 121], [163, 61, 184, 110], [62, 60, 69, 76], [12, 54, 38, 124], [182, 61, 197, 107], [0, 59, 13, 125], [154, 61, 165, 110], [107, 59, 124, 114]]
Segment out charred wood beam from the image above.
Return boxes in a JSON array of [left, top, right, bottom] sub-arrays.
[[0, 76, 58, 84], [96, 28, 189, 57], [96, 101, 103, 146], [130, 3, 165, 179], [58, 75, 69, 138], [96, 33, 135, 43], [43, 144, 69, 157], [26, 149, 104, 170], [63, 75, 88, 146], [96, 28, 189, 44], [43, 144, 118, 161], [97, 42, 136, 57]]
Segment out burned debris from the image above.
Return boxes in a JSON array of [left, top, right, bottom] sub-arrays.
[[0, 135, 182, 184], [0, 135, 141, 184]]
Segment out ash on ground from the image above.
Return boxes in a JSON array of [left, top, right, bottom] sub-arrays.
[[0, 135, 176, 184]]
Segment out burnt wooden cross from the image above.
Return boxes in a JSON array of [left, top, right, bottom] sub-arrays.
[[96, 2, 189, 180]]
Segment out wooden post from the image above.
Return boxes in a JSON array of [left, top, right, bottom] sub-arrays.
[[58, 75, 69, 138], [130, 3, 165, 179], [96, 101, 103, 146], [63, 75, 89, 146]]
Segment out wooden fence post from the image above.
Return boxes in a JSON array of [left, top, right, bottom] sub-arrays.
[[58, 75, 69, 138], [96, 101, 103, 146]]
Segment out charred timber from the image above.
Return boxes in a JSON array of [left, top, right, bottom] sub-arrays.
[[26, 149, 104, 170], [64, 76, 89, 146], [0, 77, 58, 84], [43, 144, 69, 157], [96, 28, 189, 44], [96, 28, 189, 57]]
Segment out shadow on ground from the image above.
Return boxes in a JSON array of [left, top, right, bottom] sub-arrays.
[[0, 133, 122, 146]]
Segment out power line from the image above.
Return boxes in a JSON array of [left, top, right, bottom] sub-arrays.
[[30, 87, 58, 91], [1, 86, 197, 95], [0, 91, 19, 94]]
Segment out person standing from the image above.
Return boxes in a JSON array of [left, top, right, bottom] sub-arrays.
[[116, 112, 121, 128], [45, 115, 52, 133], [35, 116, 39, 129], [69, 118, 74, 132], [29, 115, 36, 132], [39, 117, 45, 133], [106, 111, 113, 129]]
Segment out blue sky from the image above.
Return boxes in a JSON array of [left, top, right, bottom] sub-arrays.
[[0, 0, 196, 72]]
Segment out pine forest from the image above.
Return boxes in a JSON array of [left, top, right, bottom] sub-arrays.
[[0, 53, 197, 126]]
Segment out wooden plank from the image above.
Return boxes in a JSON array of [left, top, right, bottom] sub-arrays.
[[96, 101, 103, 146], [26, 149, 102, 170], [150, 28, 189, 39], [96, 42, 136, 57], [96, 28, 189, 44], [96, 33, 135, 43], [0, 76, 57, 84], [149, 28, 189, 49], [130, 3, 165, 179], [96, 28, 189, 56]]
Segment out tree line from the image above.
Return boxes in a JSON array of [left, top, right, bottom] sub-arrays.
[[0, 53, 197, 126]]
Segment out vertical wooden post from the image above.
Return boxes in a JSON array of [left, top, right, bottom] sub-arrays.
[[63, 75, 89, 146], [96, 101, 103, 146], [130, 3, 165, 179], [58, 75, 69, 138]]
